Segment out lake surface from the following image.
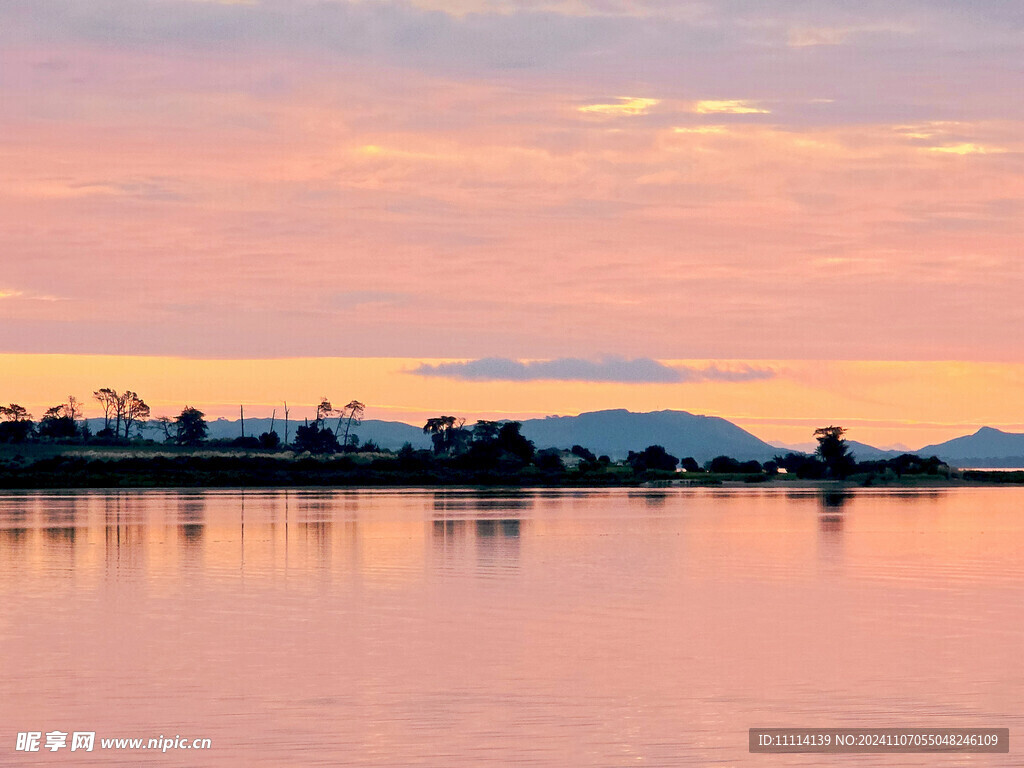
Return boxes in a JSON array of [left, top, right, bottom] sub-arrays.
[[0, 487, 1020, 766]]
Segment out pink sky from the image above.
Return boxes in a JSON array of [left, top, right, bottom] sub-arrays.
[[1, 0, 1023, 444]]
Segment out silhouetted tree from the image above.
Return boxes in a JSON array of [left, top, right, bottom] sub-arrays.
[[472, 420, 501, 443], [707, 455, 741, 473], [0, 404, 30, 421], [571, 444, 597, 462], [628, 445, 678, 472], [459, 436, 502, 470], [0, 404, 33, 443], [120, 392, 150, 439], [154, 416, 175, 443], [680, 456, 701, 472], [535, 449, 565, 472], [775, 451, 826, 479], [457, 420, 533, 470], [38, 405, 77, 439], [293, 422, 339, 453], [496, 422, 534, 463], [336, 400, 365, 447], [314, 398, 335, 430], [814, 425, 855, 479], [868, 453, 949, 478], [396, 442, 430, 471], [259, 431, 281, 449], [424, 416, 461, 455], [93, 388, 117, 433], [175, 406, 208, 446]]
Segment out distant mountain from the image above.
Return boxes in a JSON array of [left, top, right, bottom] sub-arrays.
[[80, 409, 779, 460], [845, 441, 904, 462], [517, 409, 779, 462], [84, 416, 432, 450], [917, 427, 1024, 467], [770, 440, 816, 453], [204, 417, 431, 449], [769, 439, 909, 462], [94, 409, 1015, 466]]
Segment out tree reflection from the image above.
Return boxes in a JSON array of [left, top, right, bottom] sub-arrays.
[[819, 491, 849, 532], [177, 495, 206, 550], [475, 517, 521, 569]]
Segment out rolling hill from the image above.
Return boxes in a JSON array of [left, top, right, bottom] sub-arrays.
[[917, 427, 1024, 467], [517, 409, 779, 462]]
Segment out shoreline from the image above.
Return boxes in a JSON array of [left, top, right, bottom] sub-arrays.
[[2, 447, 1020, 490], [0, 475, 1019, 492]]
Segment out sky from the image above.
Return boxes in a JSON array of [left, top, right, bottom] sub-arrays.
[[1, 0, 1023, 447]]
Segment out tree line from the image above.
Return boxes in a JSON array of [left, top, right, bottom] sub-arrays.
[[0, 396, 948, 481], [0, 392, 367, 452]]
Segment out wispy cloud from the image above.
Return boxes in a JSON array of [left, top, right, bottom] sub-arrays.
[[692, 100, 769, 115], [410, 357, 776, 383], [673, 125, 728, 134], [579, 97, 659, 117], [694, 364, 777, 383], [927, 143, 1007, 155], [787, 27, 850, 47], [0, 288, 61, 302]]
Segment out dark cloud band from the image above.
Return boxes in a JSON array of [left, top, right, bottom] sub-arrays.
[[410, 357, 775, 383]]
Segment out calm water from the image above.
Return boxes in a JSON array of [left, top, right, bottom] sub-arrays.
[[0, 488, 1020, 766]]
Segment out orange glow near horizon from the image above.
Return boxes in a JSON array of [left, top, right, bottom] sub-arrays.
[[5, 354, 1024, 449]]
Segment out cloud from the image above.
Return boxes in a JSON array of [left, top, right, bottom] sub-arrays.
[[926, 142, 1007, 155], [695, 363, 777, 383], [22, 178, 188, 202], [410, 357, 776, 383], [692, 100, 770, 115], [787, 27, 850, 47], [673, 125, 728, 134], [0, 288, 61, 302], [578, 97, 660, 117]]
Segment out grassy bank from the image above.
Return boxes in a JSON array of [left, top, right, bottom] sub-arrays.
[[0, 452, 640, 489]]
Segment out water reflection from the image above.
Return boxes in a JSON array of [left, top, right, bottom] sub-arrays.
[[475, 518, 521, 572], [177, 495, 206, 550], [428, 512, 523, 575], [0, 525, 28, 549], [632, 491, 669, 507], [101, 494, 148, 574], [43, 525, 76, 544], [432, 518, 467, 541], [0, 488, 1022, 768], [432, 491, 534, 513], [819, 490, 849, 530]]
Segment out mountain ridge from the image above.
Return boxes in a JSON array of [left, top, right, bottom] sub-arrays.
[[76, 413, 1024, 466]]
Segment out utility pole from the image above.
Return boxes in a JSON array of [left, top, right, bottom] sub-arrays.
[[283, 402, 289, 445], [240, 405, 245, 439]]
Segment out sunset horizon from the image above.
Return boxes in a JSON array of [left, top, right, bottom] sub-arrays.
[[5, 352, 1024, 448], [3, 2, 1023, 765]]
